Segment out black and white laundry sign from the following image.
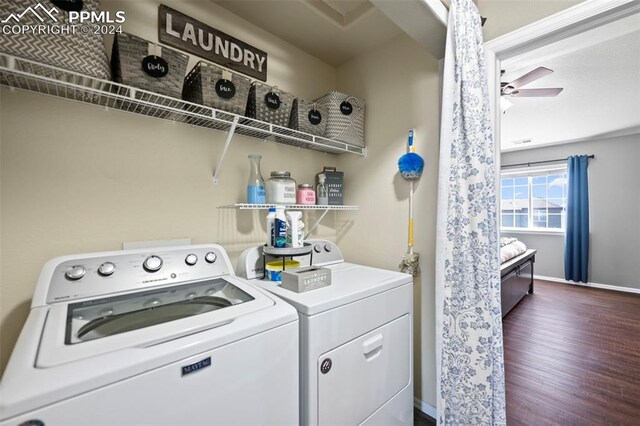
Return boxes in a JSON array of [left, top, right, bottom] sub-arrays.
[[158, 4, 268, 81]]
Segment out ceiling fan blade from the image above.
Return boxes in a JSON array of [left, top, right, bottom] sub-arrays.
[[509, 67, 553, 89], [511, 88, 564, 97]]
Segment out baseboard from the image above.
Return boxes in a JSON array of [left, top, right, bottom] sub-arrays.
[[534, 274, 640, 294], [414, 397, 437, 419]]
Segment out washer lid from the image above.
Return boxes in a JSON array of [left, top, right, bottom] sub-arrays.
[[36, 277, 275, 367], [254, 263, 413, 315]]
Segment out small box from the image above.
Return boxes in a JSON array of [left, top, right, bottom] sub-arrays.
[[281, 266, 332, 293], [316, 167, 343, 205]]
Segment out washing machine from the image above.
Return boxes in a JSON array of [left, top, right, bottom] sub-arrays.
[[238, 240, 413, 426], [0, 244, 299, 425]]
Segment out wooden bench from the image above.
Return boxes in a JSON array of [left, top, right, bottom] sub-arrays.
[[500, 249, 536, 317]]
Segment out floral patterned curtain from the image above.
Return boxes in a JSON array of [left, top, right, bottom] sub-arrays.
[[435, 0, 506, 424]]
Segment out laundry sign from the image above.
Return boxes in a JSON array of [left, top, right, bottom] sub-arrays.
[[158, 5, 268, 81]]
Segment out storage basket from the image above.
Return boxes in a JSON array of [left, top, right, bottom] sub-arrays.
[[111, 33, 189, 99], [289, 99, 327, 137], [245, 83, 294, 127], [314, 91, 365, 147], [183, 61, 251, 117], [0, 0, 110, 80]]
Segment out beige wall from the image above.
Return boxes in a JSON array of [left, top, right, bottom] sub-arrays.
[[478, 0, 585, 41], [0, 0, 339, 373], [336, 34, 441, 407]]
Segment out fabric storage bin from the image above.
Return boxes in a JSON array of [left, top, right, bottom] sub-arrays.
[[0, 0, 110, 80], [183, 61, 251, 116], [245, 83, 294, 127], [111, 33, 189, 99], [289, 99, 327, 136], [314, 91, 365, 147]]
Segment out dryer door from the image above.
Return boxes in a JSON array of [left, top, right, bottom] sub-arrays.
[[317, 314, 411, 425]]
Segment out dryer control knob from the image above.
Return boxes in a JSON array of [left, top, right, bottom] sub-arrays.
[[205, 252, 217, 264], [98, 262, 116, 276], [185, 254, 198, 266], [314, 244, 322, 253], [324, 244, 333, 253], [65, 265, 86, 280], [143, 255, 163, 272]]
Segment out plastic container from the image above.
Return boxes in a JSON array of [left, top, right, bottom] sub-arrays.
[[266, 207, 276, 247], [274, 206, 288, 248], [286, 211, 304, 248], [296, 184, 316, 205], [266, 171, 297, 204], [265, 260, 300, 282]]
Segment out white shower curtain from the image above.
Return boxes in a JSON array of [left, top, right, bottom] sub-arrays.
[[435, 0, 506, 424]]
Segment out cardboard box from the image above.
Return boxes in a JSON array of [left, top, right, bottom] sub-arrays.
[[281, 266, 332, 293], [317, 166, 343, 205]]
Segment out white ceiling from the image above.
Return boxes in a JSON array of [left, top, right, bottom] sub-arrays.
[[210, 0, 403, 67], [501, 12, 640, 151]]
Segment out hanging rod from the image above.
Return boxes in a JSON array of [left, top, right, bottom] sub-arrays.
[[502, 155, 594, 169]]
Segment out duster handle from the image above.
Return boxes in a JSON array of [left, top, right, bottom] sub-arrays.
[[408, 128, 416, 153], [408, 181, 414, 253]]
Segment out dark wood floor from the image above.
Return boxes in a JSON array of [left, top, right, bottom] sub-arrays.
[[503, 280, 640, 425]]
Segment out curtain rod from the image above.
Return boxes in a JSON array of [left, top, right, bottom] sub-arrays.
[[502, 155, 595, 169]]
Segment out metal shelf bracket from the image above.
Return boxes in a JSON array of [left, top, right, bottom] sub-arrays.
[[212, 116, 240, 184], [305, 208, 331, 238]]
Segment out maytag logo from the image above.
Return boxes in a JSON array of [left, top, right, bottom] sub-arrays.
[[181, 357, 212, 376], [1, 3, 59, 23]]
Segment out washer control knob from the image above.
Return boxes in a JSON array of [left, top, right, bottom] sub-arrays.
[[324, 244, 333, 253], [98, 262, 116, 276], [205, 252, 217, 264], [314, 244, 322, 253], [65, 265, 86, 280], [185, 254, 198, 266], [143, 255, 163, 272]]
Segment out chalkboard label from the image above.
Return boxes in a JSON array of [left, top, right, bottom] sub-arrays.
[[142, 56, 169, 78], [51, 0, 83, 12], [308, 109, 322, 125], [265, 92, 281, 110], [340, 101, 353, 115], [215, 79, 236, 99]]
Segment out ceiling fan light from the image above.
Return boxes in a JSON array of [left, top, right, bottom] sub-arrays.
[[501, 97, 514, 111]]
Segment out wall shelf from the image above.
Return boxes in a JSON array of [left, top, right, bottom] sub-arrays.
[[0, 53, 366, 184], [218, 204, 358, 236], [218, 204, 358, 210]]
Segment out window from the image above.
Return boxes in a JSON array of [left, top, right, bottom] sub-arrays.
[[500, 167, 567, 232]]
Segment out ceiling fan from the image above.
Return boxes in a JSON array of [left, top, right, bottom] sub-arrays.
[[501, 67, 564, 98]]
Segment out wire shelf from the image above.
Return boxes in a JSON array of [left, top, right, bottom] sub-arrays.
[[218, 204, 359, 211], [0, 53, 366, 156]]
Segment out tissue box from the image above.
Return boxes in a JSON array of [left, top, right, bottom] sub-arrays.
[[281, 266, 331, 293]]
